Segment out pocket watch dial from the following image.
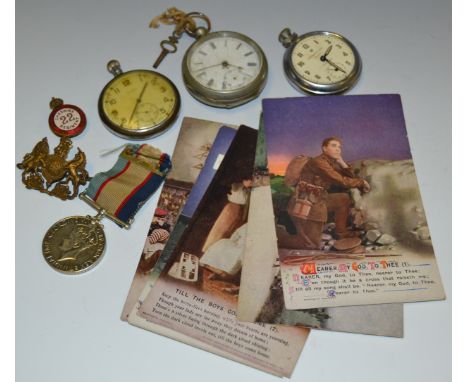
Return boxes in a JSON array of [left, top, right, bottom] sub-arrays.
[[182, 31, 267, 108], [100, 70, 178, 133], [292, 34, 356, 85], [187, 35, 262, 91]]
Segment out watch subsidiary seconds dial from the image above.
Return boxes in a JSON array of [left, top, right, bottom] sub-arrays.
[[182, 31, 268, 108], [279, 28, 362, 95], [98, 60, 180, 139]]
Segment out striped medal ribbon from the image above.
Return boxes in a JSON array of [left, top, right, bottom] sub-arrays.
[[80, 144, 172, 228], [42, 144, 171, 274]]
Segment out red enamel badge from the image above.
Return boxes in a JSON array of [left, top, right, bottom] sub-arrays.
[[48, 97, 87, 138]]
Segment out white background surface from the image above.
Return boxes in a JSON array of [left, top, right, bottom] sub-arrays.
[[16, 0, 451, 381]]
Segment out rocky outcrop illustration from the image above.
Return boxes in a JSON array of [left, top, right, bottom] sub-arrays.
[[350, 159, 432, 252]]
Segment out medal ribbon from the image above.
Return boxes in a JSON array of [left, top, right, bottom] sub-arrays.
[[83, 144, 171, 226]]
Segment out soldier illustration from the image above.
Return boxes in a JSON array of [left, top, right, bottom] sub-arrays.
[[279, 136, 370, 249]]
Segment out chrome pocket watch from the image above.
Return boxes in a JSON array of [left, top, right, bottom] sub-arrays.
[[151, 9, 268, 108], [279, 28, 362, 95], [98, 60, 180, 140]]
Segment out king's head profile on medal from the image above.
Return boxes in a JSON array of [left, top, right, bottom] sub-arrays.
[[41, 143, 172, 274]]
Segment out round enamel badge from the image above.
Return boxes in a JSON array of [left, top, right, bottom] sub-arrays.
[[48, 97, 87, 137]]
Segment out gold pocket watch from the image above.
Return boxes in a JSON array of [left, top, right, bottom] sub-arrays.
[[279, 28, 362, 95], [151, 9, 267, 109], [98, 60, 180, 139]]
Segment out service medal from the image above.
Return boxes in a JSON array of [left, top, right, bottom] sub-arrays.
[[42, 144, 172, 274], [42, 215, 106, 274]]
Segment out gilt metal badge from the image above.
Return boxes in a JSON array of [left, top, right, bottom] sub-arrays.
[[17, 137, 89, 200]]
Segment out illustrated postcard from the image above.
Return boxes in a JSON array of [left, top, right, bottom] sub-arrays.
[[137, 126, 309, 378], [121, 117, 236, 321], [262, 95, 445, 310], [126, 124, 288, 376], [237, 116, 403, 337]]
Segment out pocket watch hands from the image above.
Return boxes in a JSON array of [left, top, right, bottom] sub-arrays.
[[326, 59, 347, 73], [320, 52, 347, 74], [315, 45, 333, 60], [319, 46, 347, 73], [129, 82, 148, 124], [192, 61, 252, 78], [192, 62, 224, 73], [230, 65, 253, 78]]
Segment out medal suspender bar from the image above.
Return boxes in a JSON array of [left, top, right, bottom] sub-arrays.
[[80, 144, 172, 228], [42, 143, 171, 274]]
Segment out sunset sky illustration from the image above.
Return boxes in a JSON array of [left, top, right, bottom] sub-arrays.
[[263, 95, 412, 175]]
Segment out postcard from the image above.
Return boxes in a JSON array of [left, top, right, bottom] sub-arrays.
[[121, 117, 236, 321], [262, 95, 445, 310], [137, 126, 309, 378], [126, 125, 287, 377], [153, 125, 237, 283], [237, 116, 404, 337]]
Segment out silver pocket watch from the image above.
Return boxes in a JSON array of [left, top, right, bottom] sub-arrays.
[[182, 29, 268, 108], [279, 28, 362, 95], [152, 11, 268, 109]]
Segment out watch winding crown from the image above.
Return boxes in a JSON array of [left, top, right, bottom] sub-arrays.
[[107, 60, 123, 77], [278, 28, 297, 48]]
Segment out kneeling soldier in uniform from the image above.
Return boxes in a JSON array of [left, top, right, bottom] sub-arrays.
[[282, 136, 370, 249]]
